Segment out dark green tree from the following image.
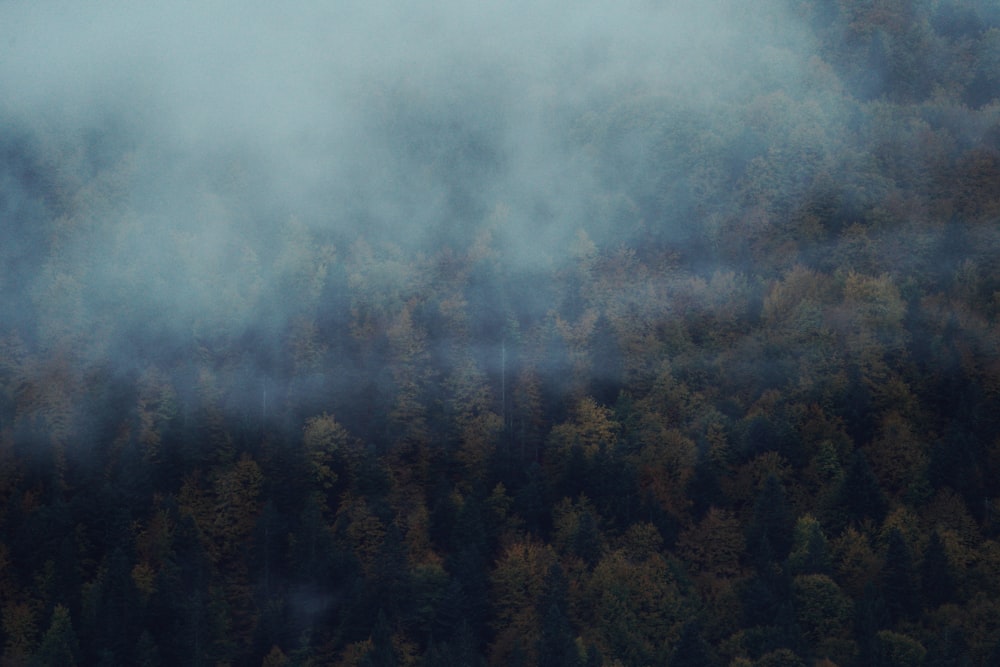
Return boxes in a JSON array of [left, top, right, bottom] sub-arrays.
[[670, 621, 716, 667], [879, 528, 918, 625], [585, 643, 604, 667], [425, 621, 486, 667], [536, 564, 579, 667], [361, 609, 398, 667], [747, 474, 794, 564], [81, 547, 140, 665], [133, 630, 161, 667], [148, 514, 212, 666], [34, 605, 80, 667], [854, 582, 890, 667], [445, 547, 490, 645], [925, 624, 971, 667], [537, 601, 581, 667], [372, 522, 411, 620], [571, 509, 603, 567], [835, 450, 888, 528], [921, 530, 955, 608], [515, 462, 551, 536], [787, 517, 832, 576]]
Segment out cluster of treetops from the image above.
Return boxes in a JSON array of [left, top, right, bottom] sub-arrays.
[[2, 0, 1000, 665]]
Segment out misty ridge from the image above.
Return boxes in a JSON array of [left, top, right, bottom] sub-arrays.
[[2, 0, 999, 446], [1, 1, 821, 412], [3, 1, 1000, 666]]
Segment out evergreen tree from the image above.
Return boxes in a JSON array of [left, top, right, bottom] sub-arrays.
[[670, 621, 715, 667], [585, 643, 604, 667], [536, 564, 579, 667], [34, 605, 80, 667], [571, 509, 602, 567], [537, 601, 580, 667], [81, 546, 141, 664], [148, 514, 212, 666], [515, 462, 551, 537], [133, 630, 161, 667], [361, 609, 398, 667], [879, 528, 918, 625], [425, 622, 486, 667], [372, 522, 411, 619], [835, 451, 888, 528], [854, 583, 890, 667], [921, 530, 955, 608], [428, 576, 466, 643], [924, 624, 971, 667], [446, 547, 490, 644], [747, 474, 794, 565], [787, 516, 832, 576]]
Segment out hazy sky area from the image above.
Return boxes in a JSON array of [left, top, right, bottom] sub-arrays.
[[1, 0, 833, 375], [1, 0, 815, 244]]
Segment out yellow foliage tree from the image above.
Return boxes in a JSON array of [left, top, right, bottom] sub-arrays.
[[677, 507, 746, 586], [548, 396, 619, 459], [303, 413, 351, 491], [586, 549, 688, 666], [867, 411, 928, 498], [832, 525, 879, 598], [135, 367, 177, 463], [489, 540, 557, 666]]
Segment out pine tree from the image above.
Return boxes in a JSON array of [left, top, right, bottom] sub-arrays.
[[746, 474, 794, 565], [34, 604, 80, 667], [854, 582, 889, 667], [921, 530, 955, 608], [133, 630, 160, 667], [880, 528, 918, 625], [536, 564, 580, 667], [361, 609, 398, 667], [670, 621, 715, 667], [537, 601, 580, 667], [835, 450, 888, 528], [372, 522, 411, 619], [571, 509, 603, 568], [787, 515, 832, 576]]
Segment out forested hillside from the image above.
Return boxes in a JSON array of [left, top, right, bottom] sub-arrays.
[[2, 0, 1000, 665]]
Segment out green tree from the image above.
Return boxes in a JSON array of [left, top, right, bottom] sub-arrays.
[[372, 522, 411, 620], [81, 547, 140, 665], [360, 609, 398, 667], [921, 530, 956, 609], [302, 413, 351, 492], [746, 474, 794, 565], [834, 450, 888, 528], [537, 600, 581, 667], [587, 549, 688, 666], [536, 564, 580, 667], [880, 528, 918, 625], [787, 515, 832, 576], [677, 507, 745, 584], [670, 621, 716, 667], [489, 539, 555, 665], [756, 648, 806, 667], [33, 604, 80, 667], [132, 630, 160, 667], [877, 630, 926, 667], [385, 300, 432, 452], [791, 574, 852, 648]]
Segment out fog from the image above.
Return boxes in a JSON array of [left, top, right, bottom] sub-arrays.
[[6, 0, 990, 439], [1, 0, 816, 256]]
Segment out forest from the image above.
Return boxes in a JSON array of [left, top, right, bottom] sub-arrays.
[[2, 0, 1000, 665]]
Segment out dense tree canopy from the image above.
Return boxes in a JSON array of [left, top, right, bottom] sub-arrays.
[[2, 0, 1000, 665]]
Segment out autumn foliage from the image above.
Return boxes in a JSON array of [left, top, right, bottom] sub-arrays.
[[2, 2, 1000, 666]]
